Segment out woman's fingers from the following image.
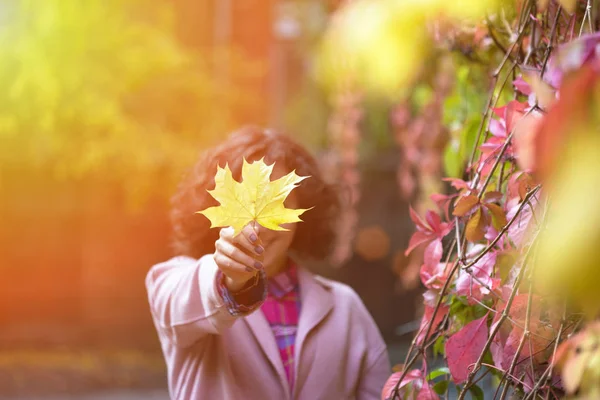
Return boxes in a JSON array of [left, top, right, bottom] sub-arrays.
[[239, 224, 264, 256], [220, 226, 264, 257], [213, 252, 256, 276], [214, 226, 265, 289], [215, 236, 263, 271]]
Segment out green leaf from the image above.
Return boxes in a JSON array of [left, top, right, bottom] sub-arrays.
[[472, 302, 490, 319], [491, 372, 502, 386], [442, 117, 481, 178], [427, 367, 451, 380], [444, 140, 463, 178], [496, 251, 517, 284], [433, 335, 446, 357], [457, 65, 470, 82], [433, 380, 450, 395], [484, 203, 508, 231], [443, 94, 462, 125], [469, 384, 484, 400], [482, 350, 495, 366], [461, 118, 481, 161]]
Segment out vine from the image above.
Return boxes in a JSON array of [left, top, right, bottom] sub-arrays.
[[381, 0, 600, 399]]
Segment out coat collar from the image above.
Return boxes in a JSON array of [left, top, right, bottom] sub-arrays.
[[243, 266, 334, 399]]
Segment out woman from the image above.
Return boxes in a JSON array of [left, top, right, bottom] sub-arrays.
[[145, 126, 390, 399]]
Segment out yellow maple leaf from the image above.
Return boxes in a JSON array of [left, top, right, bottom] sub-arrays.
[[197, 158, 311, 235]]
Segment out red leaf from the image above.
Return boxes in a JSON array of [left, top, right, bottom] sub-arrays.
[[502, 329, 530, 370], [504, 100, 528, 134], [466, 207, 486, 242], [490, 317, 513, 369], [442, 177, 470, 190], [491, 101, 527, 135], [445, 316, 489, 384], [453, 195, 479, 217], [437, 221, 453, 238], [506, 198, 534, 247], [491, 105, 506, 119], [417, 384, 440, 400], [420, 262, 450, 290], [405, 231, 433, 256], [505, 294, 541, 326], [431, 192, 456, 221], [484, 203, 508, 231], [381, 369, 422, 400], [455, 251, 498, 302], [425, 211, 442, 232], [416, 303, 449, 345], [513, 76, 532, 95], [488, 118, 506, 138], [409, 206, 430, 231], [424, 239, 443, 267]]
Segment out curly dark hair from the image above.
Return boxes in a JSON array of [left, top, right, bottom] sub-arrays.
[[170, 125, 341, 261]]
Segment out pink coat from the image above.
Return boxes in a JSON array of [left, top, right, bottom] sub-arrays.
[[146, 255, 391, 400]]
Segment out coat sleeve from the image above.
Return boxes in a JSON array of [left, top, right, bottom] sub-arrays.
[[145, 255, 265, 348], [357, 344, 391, 400], [352, 292, 392, 400]]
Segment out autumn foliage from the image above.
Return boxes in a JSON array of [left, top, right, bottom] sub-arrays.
[[320, 0, 600, 398]]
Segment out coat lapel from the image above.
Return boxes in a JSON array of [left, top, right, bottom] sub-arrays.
[[293, 268, 334, 397], [244, 306, 290, 398]]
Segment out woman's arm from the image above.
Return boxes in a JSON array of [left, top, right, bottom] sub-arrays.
[[357, 344, 391, 400], [145, 255, 265, 348], [350, 291, 392, 400]]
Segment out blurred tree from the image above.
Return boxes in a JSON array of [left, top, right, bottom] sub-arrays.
[[0, 0, 255, 203]]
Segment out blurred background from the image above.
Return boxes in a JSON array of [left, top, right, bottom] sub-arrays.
[[0, 1, 440, 398]]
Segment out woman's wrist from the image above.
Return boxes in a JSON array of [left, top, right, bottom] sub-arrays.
[[225, 275, 255, 293]]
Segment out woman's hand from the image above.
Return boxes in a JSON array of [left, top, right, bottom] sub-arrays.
[[213, 224, 264, 292]]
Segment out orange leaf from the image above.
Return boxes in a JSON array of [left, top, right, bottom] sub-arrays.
[[534, 64, 598, 180], [484, 203, 508, 231], [483, 191, 502, 203], [513, 113, 543, 172], [453, 195, 479, 217], [466, 207, 486, 242], [517, 173, 536, 201]]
